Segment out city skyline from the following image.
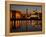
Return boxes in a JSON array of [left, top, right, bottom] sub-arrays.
[[10, 5, 42, 14]]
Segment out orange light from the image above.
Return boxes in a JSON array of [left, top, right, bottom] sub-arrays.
[[16, 12, 21, 19], [16, 21, 20, 28]]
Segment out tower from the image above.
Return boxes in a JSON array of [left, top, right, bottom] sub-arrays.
[[26, 8, 28, 17]]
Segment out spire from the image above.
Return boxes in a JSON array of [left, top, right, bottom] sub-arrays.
[[26, 8, 28, 16]]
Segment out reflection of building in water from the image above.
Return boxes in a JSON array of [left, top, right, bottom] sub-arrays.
[[10, 9, 42, 32], [15, 11, 22, 28], [10, 10, 22, 28]]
